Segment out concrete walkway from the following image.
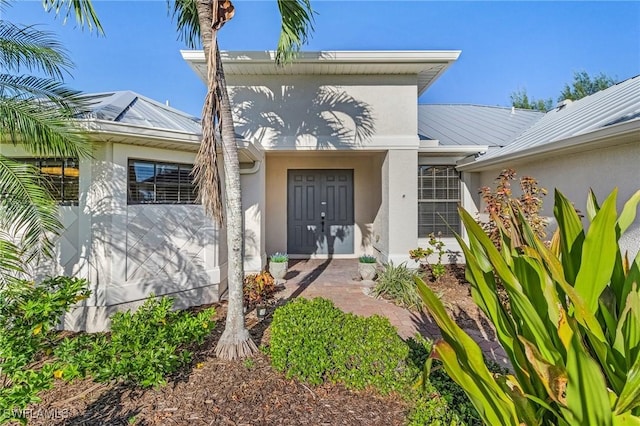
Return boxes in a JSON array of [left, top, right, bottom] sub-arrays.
[[276, 259, 508, 366]]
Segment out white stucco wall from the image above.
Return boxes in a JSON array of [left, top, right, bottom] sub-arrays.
[[227, 74, 419, 150], [476, 141, 640, 259], [1, 142, 226, 331]]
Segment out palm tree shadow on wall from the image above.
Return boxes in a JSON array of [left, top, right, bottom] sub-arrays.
[[34, 161, 218, 331], [230, 84, 376, 150]]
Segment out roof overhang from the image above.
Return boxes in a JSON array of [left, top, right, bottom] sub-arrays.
[[80, 119, 262, 163], [181, 50, 461, 95], [418, 140, 489, 156], [459, 119, 640, 172]]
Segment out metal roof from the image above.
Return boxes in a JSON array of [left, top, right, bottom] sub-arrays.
[[78, 91, 201, 134], [418, 104, 544, 147], [476, 75, 640, 162]]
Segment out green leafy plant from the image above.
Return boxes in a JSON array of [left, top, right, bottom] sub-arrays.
[[0, 276, 89, 425], [358, 254, 377, 263], [270, 298, 482, 425], [409, 233, 447, 281], [54, 296, 215, 388], [372, 262, 423, 310], [417, 188, 640, 425], [271, 298, 418, 392], [478, 168, 548, 248], [269, 252, 289, 263], [243, 271, 277, 308]]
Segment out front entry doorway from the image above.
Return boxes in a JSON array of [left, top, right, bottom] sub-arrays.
[[287, 169, 354, 256]]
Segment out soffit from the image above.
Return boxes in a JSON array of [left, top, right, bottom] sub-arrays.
[[182, 50, 460, 95]]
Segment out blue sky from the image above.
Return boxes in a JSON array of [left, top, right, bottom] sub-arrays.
[[3, 1, 639, 117]]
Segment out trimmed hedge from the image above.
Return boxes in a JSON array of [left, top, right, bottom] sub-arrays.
[[269, 297, 482, 425]]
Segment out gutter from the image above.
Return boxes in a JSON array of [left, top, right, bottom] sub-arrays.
[[418, 142, 489, 155], [459, 119, 640, 172]]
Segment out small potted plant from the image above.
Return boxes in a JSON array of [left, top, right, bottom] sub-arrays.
[[269, 252, 289, 281], [358, 254, 378, 281]]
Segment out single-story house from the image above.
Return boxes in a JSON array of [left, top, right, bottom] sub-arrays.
[[3, 50, 637, 331]]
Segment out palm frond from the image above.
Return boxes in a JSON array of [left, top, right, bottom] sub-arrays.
[[169, 0, 201, 49], [275, 0, 315, 65], [0, 21, 73, 79], [0, 94, 90, 158], [0, 156, 61, 263], [0, 238, 25, 288], [41, 0, 104, 34]]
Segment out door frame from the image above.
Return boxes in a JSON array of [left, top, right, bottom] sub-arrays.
[[286, 169, 355, 258]]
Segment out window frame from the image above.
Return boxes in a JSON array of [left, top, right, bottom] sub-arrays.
[[417, 164, 461, 238], [18, 158, 80, 206], [127, 159, 198, 205]]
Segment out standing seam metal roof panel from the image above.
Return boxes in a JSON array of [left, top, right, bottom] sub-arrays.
[[418, 104, 544, 147], [479, 75, 640, 161]]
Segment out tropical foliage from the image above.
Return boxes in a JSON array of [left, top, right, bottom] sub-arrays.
[[0, 0, 101, 284], [417, 188, 640, 425], [478, 168, 548, 248], [372, 262, 423, 311], [0, 276, 89, 424]]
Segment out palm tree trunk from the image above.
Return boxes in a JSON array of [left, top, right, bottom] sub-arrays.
[[214, 44, 257, 359], [195, 0, 256, 359]]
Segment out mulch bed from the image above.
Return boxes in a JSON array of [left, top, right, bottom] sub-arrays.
[[24, 306, 408, 426]]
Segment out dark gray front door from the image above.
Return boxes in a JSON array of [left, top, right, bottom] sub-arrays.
[[287, 170, 354, 255]]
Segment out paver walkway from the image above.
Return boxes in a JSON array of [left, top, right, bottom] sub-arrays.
[[276, 259, 508, 367]]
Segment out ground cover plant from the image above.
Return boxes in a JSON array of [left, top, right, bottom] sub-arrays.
[[52, 296, 215, 389], [418, 188, 640, 425], [269, 297, 481, 425]]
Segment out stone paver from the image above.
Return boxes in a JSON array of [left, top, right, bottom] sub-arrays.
[[277, 259, 509, 367]]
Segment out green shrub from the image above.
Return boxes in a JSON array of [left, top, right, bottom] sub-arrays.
[[270, 298, 481, 424], [0, 276, 89, 424], [418, 188, 640, 425], [270, 298, 415, 391], [270, 298, 344, 385], [54, 296, 215, 388], [372, 262, 423, 310]]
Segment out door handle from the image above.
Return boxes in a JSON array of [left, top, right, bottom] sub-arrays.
[[321, 212, 325, 232]]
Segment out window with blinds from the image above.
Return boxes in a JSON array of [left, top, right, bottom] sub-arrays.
[[417, 165, 461, 237], [127, 160, 198, 204], [21, 158, 79, 205]]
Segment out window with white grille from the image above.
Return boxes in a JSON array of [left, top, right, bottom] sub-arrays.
[[417, 165, 460, 237]]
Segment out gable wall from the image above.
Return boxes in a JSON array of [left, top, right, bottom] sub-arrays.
[[226, 74, 419, 150]]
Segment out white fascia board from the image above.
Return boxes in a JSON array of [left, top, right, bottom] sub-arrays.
[[80, 119, 262, 158], [191, 50, 462, 63], [80, 119, 202, 144], [418, 145, 489, 155], [459, 119, 640, 172]]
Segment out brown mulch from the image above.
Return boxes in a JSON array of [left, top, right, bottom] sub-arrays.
[[25, 306, 408, 426], [422, 265, 496, 340]]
